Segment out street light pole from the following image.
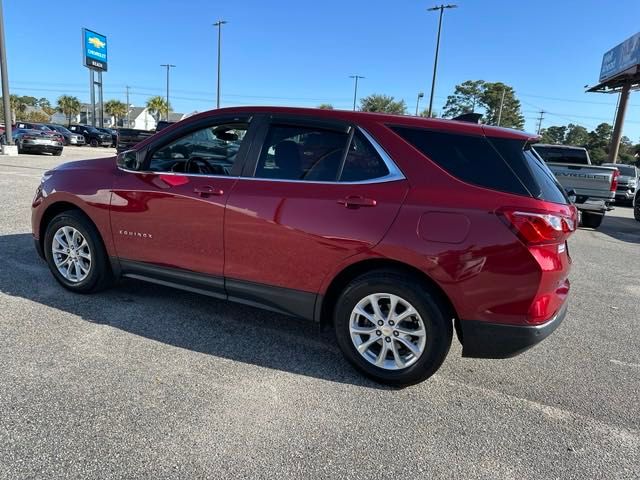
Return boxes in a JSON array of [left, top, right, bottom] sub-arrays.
[[160, 64, 175, 121], [349, 75, 365, 111], [0, 0, 13, 146], [426, 4, 457, 118], [415, 92, 424, 116], [214, 20, 227, 109]]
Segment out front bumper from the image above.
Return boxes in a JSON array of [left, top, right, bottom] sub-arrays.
[[459, 302, 567, 359]]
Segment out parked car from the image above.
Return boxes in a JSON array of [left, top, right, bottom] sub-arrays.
[[601, 163, 638, 205], [68, 125, 112, 147], [116, 128, 154, 152], [95, 127, 118, 147], [14, 122, 65, 145], [45, 124, 85, 146], [533, 144, 618, 229], [31, 107, 577, 386], [13, 128, 63, 155]]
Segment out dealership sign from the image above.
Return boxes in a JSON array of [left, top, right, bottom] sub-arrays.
[[82, 28, 108, 72], [599, 32, 640, 83]]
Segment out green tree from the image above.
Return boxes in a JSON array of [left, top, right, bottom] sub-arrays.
[[564, 124, 589, 146], [540, 125, 567, 144], [9, 95, 27, 123], [442, 80, 485, 117], [359, 94, 407, 114], [317, 104, 334, 109], [587, 123, 613, 151], [481, 82, 524, 129], [419, 108, 438, 118], [56, 95, 82, 127], [104, 99, 128, 126], [146, 96, 170, 122], [37, 97, 55, 116]]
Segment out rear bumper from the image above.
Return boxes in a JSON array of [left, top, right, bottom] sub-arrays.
[[459, 302, 567, 359]]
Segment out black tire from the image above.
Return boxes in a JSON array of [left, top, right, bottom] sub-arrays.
[[53, 150, 62, 156], [634, 196, 640, 222], [43, 210, 113, 293], [334, 270, 453, 387], [16, 141, 22, 154], [580, 211, 604, 229], [90, 138, 98, 147]]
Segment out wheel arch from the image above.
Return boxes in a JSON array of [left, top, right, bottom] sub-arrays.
[[316, 258, 460, 338]]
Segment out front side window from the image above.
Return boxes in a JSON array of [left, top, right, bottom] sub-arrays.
[[149, 123, 248, 175], [254, 125, 391, 182]]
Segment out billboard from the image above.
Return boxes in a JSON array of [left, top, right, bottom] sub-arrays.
[[82, 28, 108, 71], [599, 32, 640, 83]]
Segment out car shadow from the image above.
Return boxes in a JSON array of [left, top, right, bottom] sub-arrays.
[[592, 211, 640, 244], [0, 233, 386, 389]]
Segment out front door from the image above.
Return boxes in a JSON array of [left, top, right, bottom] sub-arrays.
[[110, 116, 253, 279]]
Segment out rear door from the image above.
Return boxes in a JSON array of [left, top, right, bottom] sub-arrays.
[[223, 116, 409, 316], [110, 114, 255, 284]]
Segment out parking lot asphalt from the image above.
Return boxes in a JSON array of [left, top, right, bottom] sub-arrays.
[[0, 148, 638, 479]]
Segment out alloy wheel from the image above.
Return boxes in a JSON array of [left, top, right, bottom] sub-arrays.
[[349, 293, 427, 370], [51, 226, 92, 283]]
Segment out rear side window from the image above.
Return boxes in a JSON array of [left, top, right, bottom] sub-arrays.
[[340, 131, 389, 182], [390, 126, 528, 196], [489, 138, 568, 204], [391, 126, 568, 204]]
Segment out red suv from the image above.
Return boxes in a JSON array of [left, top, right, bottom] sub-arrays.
[[32, 107, 576, 385]]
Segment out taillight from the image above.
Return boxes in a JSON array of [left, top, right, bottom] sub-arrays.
[[498, 207, 576, 246], [610, 168, 619, 192]]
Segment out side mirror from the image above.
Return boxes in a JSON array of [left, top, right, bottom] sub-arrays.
[[566, 188, 577, 204], [116, 149, 142, 171]]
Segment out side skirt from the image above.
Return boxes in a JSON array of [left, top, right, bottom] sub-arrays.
[[117, 259, 317, 321]]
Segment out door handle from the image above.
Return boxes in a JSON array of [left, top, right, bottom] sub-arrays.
[[338, 195, 377, 208], [194, 185, 224, 196]]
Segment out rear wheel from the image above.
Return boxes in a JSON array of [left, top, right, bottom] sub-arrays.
[[334, 270, 452, 387], [581, 212, 604, 229], [44, 211, 113, 293]]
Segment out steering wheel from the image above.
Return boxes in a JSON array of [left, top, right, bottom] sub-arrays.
[[185, 157, 214, 174]]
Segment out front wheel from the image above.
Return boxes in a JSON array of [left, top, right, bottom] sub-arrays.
[[90, 139, 98, 147], [334, 270, 452, 387], [44, 210, 113, 293], [581, 211, 604, 229]]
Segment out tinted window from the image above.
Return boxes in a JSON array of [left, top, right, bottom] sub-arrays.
[[533, 146, 589, 165], [489, 138, 568, 204], [255, 125, 349, 181], [339, 131, 389, 182], [391, 126, 528, 196], [149, 123, 248, 175]]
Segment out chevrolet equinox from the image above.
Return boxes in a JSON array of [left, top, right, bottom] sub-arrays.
[[32, 107, 576, 386]]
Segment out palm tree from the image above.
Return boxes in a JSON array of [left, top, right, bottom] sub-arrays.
[[9, 95, 27, 123], [56, 95, 82, 127], [104, 100, 128, 127], [146, 96, 170, 123]]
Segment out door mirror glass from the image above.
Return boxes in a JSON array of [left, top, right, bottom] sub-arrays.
[[117, 150, 142, 171]]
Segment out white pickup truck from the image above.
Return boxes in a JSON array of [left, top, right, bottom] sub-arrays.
[[533, 144, 618, 229]]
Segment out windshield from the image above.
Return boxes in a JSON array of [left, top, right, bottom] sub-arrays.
[[50, 125, 71, 134]]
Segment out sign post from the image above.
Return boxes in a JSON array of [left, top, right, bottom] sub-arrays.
[[82, 28, 107, 128]]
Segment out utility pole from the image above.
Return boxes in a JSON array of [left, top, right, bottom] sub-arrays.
[[415, 92, 424, 116], [608, 80, 631, 164], [0, 0, 13, 147], [125, 85, 130, 127], [497, 88, 506, 126], [426, 4, 457, 118], [160, 64, 175, 121], [349, 75, 365, 111], [213, 20, 227, 109], [536, 110, 545, 135]]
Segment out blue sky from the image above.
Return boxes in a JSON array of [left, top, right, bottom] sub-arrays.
[[5, 0, 640, 138]]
